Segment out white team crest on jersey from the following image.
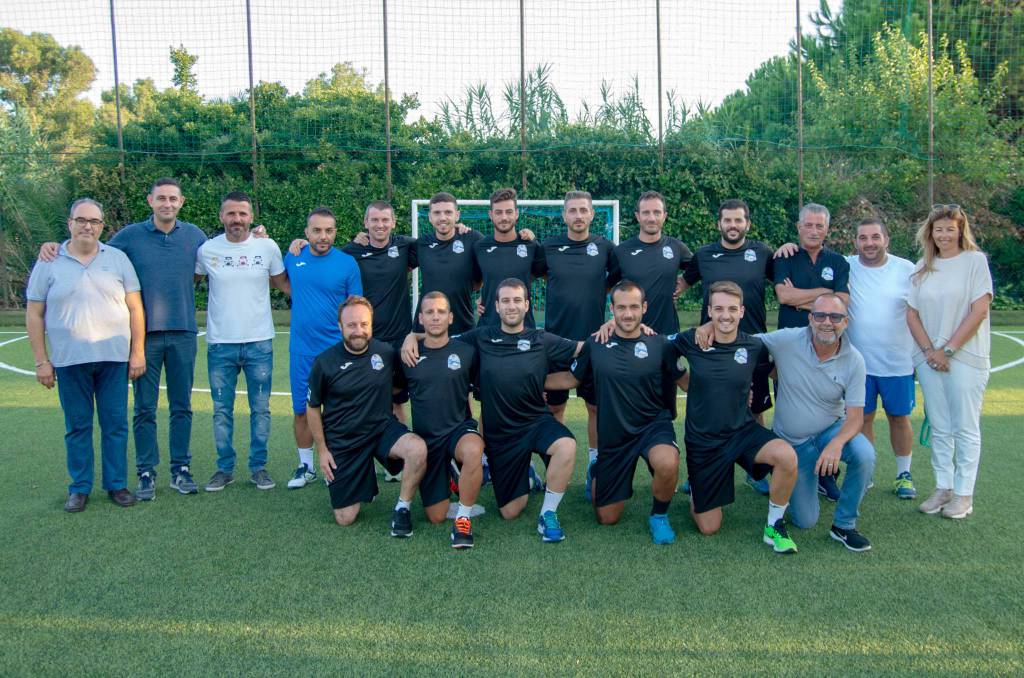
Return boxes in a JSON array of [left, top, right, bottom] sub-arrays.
[[370, 354, 384, 370], [586, 242, 599, 257], [517, 339, 531, 352], [634, 341, 649, 359], [447, 354, 461, 370], [387, 245, 399, 258], [822, 266, 834, 281], [662, 246, 673, 260], [516, 244, 528, 258], [734, 348, 748, 364], [453, 239, 464, 254], [744, 248, 757, 262]]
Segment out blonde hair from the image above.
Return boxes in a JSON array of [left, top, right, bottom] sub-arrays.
[[912, 205, 981, 283]]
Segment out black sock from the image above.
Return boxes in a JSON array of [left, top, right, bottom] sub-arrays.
[[651, 498, 671, 515]]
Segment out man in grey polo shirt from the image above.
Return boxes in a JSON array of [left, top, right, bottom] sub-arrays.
[[26, 198, 147, 512], [757, 293, 876, 552]]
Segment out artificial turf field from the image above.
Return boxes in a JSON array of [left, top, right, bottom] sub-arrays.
[[0, 325, 1022, 676]]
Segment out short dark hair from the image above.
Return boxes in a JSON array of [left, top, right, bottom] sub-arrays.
[[420, 290, 450, 310], [635, 191, 666, 213], [610, 280, 645, 304], [429, 192, 458, 207], [495, 277, 529, 300], [307, 206, 336, 223], [856, 218, 889, 237], [364, 200, 394, 220], [718, 199, 749, 221], [708, 280, 744, 304], [564, 190, 592, 205], [151, 177, 181, 192], [339, 295, 373, 321], [220, 190, 252, 208], [489, 187, 517, 207]]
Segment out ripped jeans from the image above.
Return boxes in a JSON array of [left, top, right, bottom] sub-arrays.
[[207, 339, 273, 475]]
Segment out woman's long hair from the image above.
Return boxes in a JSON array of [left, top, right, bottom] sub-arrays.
[[912, 204, 981, 283]]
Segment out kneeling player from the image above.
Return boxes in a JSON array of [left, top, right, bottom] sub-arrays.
[[546, 281, 687, 544], [305, 297, 427, 536], [669, 282, 799, 553], [400, 292, 485, 548]]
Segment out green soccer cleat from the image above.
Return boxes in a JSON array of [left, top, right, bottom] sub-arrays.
[[763, 518, 798, 554]]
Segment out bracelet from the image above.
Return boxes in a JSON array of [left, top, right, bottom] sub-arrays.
[[35, 359, 50, 368]]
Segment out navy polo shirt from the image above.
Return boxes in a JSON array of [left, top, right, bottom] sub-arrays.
[[108, 217, 207, 333], [773, 247, 849, 329]]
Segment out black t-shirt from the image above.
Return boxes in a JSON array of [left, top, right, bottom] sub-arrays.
[[472, 235, 546, 328], [307, 338, 401, 453], [342, 235, 418, 341], [669, 329, 771, 450], [570, 334, 682, 452], [399, 339, 477, 448], [453, 326, 576, 445], [773, 247, 850, 329], [608, 235, 693, 335], [415, 230, 483, 334], [683, 240, 775, 334], [541, 233, 614, 340]]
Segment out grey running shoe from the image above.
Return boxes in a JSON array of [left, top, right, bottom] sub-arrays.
[[251, 469, 276, 490], [204, 470, 234, 492], [170, 466, 198, 494], [919, 488, 954, 514], [135, 471, 156, 501], [941, 494, 973, 519]]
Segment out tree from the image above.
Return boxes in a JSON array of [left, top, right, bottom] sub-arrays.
[[170, 44, 199, 93]]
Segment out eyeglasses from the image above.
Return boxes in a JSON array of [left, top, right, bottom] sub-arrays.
[[810, 311, 847, 323], [71, 217, 104, 228], [931, 203, 962, 213]]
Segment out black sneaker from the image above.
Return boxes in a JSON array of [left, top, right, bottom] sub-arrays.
[[817, 471, 841, 502], [451, 516, 474, 549], [390, 507, 413, 538], [830, 525, 872, 552]]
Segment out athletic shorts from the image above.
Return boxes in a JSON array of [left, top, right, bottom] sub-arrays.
[[686, 421, 777, 514], [864, 374, 915, 416], [420, 419, 481, 507], [383, 337, 410, 405], [289, 352, 318, 415], [486, 415, 575, 508], [751, 357, 774, 415], [594, 420, 678, 507], [545, 379, 597, 408], [327, 417, 408, 510]]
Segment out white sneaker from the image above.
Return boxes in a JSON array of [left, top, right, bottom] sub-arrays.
[[287, 464, 317, 489]]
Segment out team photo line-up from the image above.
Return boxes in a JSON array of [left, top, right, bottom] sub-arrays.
[[26, 180, 992, 552]]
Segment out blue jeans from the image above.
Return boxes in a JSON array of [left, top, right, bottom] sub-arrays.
[[790, 419, 876, 530], [207, 340, 273, 474], [55, 361, 129, 494], [133, 330, 197, 476]]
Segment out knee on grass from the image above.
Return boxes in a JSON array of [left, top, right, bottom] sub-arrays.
[[333, 505, 360, 526]]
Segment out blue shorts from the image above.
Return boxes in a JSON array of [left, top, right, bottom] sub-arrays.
[[864, 374, 915, 416], [289, 352, 318, 415]]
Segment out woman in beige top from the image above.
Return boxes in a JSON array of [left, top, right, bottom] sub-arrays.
[[906, 205, 992, 520]]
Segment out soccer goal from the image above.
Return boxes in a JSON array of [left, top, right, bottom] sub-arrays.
[[410, 199, 620, 327]]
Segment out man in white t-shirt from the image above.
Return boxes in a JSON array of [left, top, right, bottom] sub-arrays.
[[846, 219, 918, 499], [195, 191, 289, 492]]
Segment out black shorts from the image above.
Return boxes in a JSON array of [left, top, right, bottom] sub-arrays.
[[420, 419, 481, 507], [327, 417, 408, 510], [686, 421, 777, 514], [545, 379, 597, 408], [384, 337, 410, 405], [486, 415, 575, 508], [595, 420, 678, 507], [751, 358, 774, 415]]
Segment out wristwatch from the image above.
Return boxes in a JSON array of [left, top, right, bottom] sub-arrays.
[[943, 346, 956, 358]]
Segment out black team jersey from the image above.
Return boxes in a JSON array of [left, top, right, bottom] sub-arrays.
[[453, 326, 576, 446], [342, 235, 418, 341], [415, 230, 483, 333], [608, 235, 693, 335], [306, 338, 401, 453], [541, 233, 614, 340], [773, 247, 850, 329], [570, 335, 683, 452], [398, 339, 478, 449], [669, 329, 771, 450], [683, 240, 775, 334], [472, 235, 546, 329]]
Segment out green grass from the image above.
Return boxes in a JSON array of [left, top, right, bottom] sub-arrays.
[[1, 328, 1023, 675]]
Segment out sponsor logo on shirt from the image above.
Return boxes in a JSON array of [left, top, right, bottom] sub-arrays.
[[744, 248, 757, 262], [453, 240, 464, 254], [415, 356, 427, 364], [571, 359, 578, 370], [662, 246, 673, 260], [486, 246, 497, 253], [517, 339, 531, 351], [516, 244, 528, 258], [295, 261, 307, 267], [734, 347, 748, 364], [822, 266, 834, 281], [490, 338, 503, 343], [447, 354, 461, 370], [557, 245, 570, 252], [604, 342, 619, 349], [429, 242, 439, 249], [587, 242, 598, 257], [387, 246, 399, 258], [712, 253, 724, 259], [667, 333, 677, 340], [635, 341, 648, 359], [370, 354, 384, 371], [339, 362, 353, 370], [361, 252, 372, 258], [630, 249, 643, 256]]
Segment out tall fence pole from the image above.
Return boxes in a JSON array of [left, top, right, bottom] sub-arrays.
[[656, 0, 664, 173], [927, 0, 935, 205], [245, 0, 258, 206], [519, 0, 527, 194], [108, 0, 126, 216], [795, 0, 804, 208], [383, 0, 393, 201]]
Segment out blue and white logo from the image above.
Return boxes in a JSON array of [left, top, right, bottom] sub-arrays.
[[570, 359, 578, 371], [635, 341, 649, 359], [662, 246, 673, 260], [822, 266, 834, 281], [517, 339, 531, 352], [587, 242, 599, 257], [744, 248, 757, 262], [387, 246, 399, 258], [370, 354, 384, 370], [516, 244, 528, 258], [453, 239, 464, 254], [447, 354, 461, 370], [734, 348, 748, 364]]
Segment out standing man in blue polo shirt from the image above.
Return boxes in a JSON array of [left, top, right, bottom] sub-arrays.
[[38, 178, 207, 500]]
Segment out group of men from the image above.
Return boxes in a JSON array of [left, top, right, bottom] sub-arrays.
[[29, 179, 923, 555]]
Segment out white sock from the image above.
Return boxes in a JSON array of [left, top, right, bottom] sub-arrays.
[[895, 455, 912, 476], [298, 447, 314, 469], [588, 448, 598, 463], [541, 489, 565, 515], [456, 503, 473, 519], [767, 500, 787, 525], [395, 497, 412, 511]]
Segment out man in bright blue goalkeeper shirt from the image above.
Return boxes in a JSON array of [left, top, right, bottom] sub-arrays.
[[284, 207, 362, 488]]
